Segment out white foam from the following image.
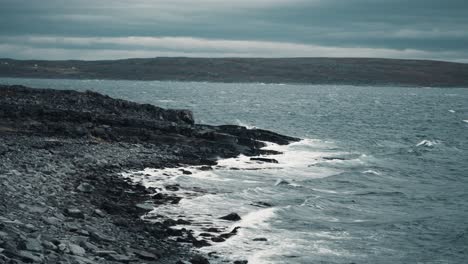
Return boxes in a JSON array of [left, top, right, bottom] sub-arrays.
[[363, 170, 381, 175], [449, 109, 456, 113], [416, 139, 439, 147], [463, 120, 468, 123]]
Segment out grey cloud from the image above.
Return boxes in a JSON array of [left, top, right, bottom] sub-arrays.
[[0, 0, 467, 60]]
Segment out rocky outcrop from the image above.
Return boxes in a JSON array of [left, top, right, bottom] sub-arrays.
[[0, 84, 299, 263]]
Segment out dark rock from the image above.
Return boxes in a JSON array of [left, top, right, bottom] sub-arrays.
[[176, 219, 191, 225], [181, 169, 192, 175], [133, 250, 159, 261], [17, 250, 44, 263], [199, 166, 213, 171], [219, 213, 241, 221], [190, 254, 210, 264], [68, 243, 86, 256], [253, 238, 268, 241], [64, 208, 85, 219], [234, 261, 248, 264], [250, 157, 279, 163], [107, 254, 132, 263], [165, 184, 180, 191], [19, 238, 43, 252], [211, 237, 225, 243], [76, 182, 94, 193], [206, 227, 222, 233], [89, 231, 115, 242], [193, 239, 211, 248], [93, 209, 105, 218]]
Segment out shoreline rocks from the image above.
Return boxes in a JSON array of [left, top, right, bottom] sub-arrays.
[[0, 84, 299, 263]]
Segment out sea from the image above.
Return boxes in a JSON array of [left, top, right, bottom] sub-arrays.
[[1, 78, 467, 264]]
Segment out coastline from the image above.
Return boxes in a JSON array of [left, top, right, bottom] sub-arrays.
[[1, 57, 468, 88], [0, 84, 298, 263]]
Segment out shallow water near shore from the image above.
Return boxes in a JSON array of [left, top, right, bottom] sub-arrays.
[[2, 77, 468, 263]]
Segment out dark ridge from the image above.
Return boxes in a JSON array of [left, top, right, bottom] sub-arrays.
[[1, 57, 468, 87]]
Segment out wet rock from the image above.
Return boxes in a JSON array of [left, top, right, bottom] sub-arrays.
[[42, 216, 61, 226], [135, 203, 154, 211], [234, 261, 248, 264], [25, 205, 48, 214], [20, 238, 43, 252], [219, 213, 241, 221], [251, 201, 272, 207], [199, 166, 213, 171], [107, 254, 132, 263], [190, 254, 210, 264], [133, 249, 159, 261], [17, 250, 44, 263], [64, 208, 85, 219], [76, 182, 94, 193], [181, 169, 192, 175], [206, 227, 222, 233], [250, 157, 279, 163], [193, 239, 211, 248], [176, 219, 191, 225], [68, 243, 86, 256], [165, 184, 180, 191], [93, 209, 105, 218], [89, 231, 115, 243], [253, 238, 268, 241], [211, 237, 225, 243]]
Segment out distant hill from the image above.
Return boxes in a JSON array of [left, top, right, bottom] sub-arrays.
[[1, 57, 467, 87]]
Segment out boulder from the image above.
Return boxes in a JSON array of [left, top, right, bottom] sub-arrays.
[[219, 213, 241, 221], [250, 158, 279, 163], [190, 254, 210, 264], [64, 208, 85, 219]]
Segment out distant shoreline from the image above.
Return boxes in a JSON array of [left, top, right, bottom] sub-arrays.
[[1, 57, 468, 87]]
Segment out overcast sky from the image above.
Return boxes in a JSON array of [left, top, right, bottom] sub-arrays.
[[1, 0, 467, 61]]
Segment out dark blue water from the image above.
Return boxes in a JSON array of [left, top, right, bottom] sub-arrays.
[[2, 78, 468, 263]]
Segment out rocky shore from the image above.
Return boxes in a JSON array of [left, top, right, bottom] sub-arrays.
[[0, 85, 299, 264]]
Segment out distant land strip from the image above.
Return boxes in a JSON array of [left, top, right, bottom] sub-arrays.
[[1, 57, 468, 87]]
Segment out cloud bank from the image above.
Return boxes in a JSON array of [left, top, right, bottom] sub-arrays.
[[0, 0, 467, 61]]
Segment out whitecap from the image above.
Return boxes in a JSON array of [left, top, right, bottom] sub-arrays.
[[416, 139, 439, 147], [448, 109, 456, 113], [463, 120, 468, 123], [363, 170, 381, 175]]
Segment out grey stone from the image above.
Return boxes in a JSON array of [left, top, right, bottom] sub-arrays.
[[89, 231, 115, 242], [95, 250, 118, 256], [133, 250, 159, 261], [93, 209, 105, 218], [79, 241, 99, 252], [107, 254, 132, 263], [22, 238, 43, 252], [26, 205, 48, 214], [65, 208, 85, 219], [219, 212, 241, 221], [42, 241, 57, 251], [76, 183, 94, 193], [135, 203, 154, 211], [17, 250, 44, 263], [68, 243, 86, 256], [42, 216, 61, 226], [58, 243, 70, 253], [73, 255, 100, 264]]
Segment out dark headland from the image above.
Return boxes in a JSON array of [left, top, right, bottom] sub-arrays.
[[0, 84, 298, 263], [1, 57, 468, 87]]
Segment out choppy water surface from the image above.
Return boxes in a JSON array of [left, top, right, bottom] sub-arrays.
[[2, 78, 468, 263]]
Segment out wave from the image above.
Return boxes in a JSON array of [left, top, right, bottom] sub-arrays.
[[416, 139, 440, 147]]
